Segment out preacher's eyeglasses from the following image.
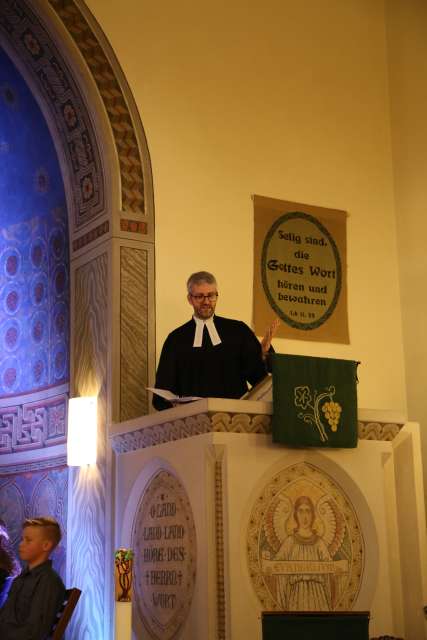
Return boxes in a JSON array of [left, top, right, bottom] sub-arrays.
[[190, 292, 218, 301]]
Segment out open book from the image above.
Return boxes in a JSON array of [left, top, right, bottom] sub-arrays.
[[147, 387, 202, 404]]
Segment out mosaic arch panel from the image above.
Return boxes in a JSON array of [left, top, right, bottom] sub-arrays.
[[0, 0, 105, 230], [247, 462, 365, 612], [0, 45, 69, 397], [0, 0, 153, 240]]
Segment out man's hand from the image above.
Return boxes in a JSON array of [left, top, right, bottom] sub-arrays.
[[261, 318, 280, 357]]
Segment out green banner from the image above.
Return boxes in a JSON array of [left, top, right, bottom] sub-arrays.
[[272, 354, 358, 447]]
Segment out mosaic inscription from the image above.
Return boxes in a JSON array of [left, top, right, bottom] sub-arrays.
[[132, 469, 197, 640]]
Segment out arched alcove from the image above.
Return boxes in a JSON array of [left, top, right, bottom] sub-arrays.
[[0, 45, 70, 397], [0, 41, 70, 579], [0, 0, 155, 636]]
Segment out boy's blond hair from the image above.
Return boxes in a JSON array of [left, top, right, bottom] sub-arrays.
[[22, 517, 62, 549]]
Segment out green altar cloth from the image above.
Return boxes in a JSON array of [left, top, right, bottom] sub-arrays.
[[272, 354, 358, 448]]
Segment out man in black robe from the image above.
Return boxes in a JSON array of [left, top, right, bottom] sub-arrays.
[[153, 271, 278, 410]]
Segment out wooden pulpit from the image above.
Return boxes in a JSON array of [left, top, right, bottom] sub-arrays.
[[261, 611, 370, 640]]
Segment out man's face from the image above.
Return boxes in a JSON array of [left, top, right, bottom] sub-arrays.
[[19, 526, 52, 568], [187, 281, 218, 319]]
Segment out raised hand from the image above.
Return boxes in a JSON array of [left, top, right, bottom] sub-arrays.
[[261, 318, 280, 357]]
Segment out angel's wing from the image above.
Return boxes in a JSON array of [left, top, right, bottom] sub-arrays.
[[263, 494, 292, 552], [316, 495, 346, 556]]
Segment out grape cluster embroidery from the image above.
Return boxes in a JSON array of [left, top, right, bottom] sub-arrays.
[[322, 401, 342, 432], [294, 385, 342, 442]]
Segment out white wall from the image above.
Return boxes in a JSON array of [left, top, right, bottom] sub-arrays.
[[86, 0, 407, 414], [386, 0, 427, 490]]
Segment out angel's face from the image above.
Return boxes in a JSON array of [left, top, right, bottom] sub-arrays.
[[296, 503, 314, 530]]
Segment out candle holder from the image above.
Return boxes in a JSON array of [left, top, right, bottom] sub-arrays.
[[115, 548, 134, 602]]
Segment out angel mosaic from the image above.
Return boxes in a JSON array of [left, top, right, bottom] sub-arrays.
[[247, 463, 364, 611]]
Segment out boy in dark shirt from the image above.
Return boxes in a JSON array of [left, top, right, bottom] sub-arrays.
[[0, 516, 66, 640]]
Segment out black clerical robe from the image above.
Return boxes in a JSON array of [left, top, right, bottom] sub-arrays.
[[153, 315, 268, 410]]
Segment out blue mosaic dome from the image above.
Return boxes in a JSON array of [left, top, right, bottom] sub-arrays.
[[0, 46, 69, 396]]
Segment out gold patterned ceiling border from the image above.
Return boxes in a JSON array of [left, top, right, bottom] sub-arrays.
[[49, 0, 145, 218]]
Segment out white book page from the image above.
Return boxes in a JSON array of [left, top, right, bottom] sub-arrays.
[[147, 387, 202, 403]]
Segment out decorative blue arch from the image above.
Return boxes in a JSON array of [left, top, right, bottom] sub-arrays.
[[0, 44, 69, 582], [0, 46, 69, 396]]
